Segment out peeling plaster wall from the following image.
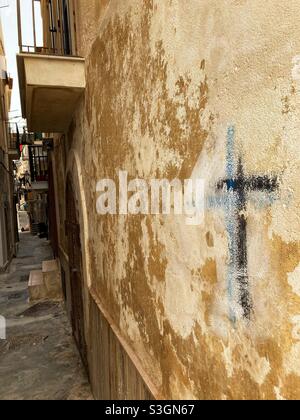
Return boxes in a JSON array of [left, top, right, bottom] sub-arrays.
[[53, 0, 300, 399]]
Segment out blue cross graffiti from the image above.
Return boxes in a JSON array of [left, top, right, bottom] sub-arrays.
[[209, 126, 279, 322]]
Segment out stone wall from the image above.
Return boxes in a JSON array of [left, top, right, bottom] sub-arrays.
[[53, 0, 300, 399]]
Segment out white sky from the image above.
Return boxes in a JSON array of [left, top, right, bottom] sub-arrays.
[[0, 0, 42, 130]]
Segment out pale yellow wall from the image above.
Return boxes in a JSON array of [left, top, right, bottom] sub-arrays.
[[52, 0, 300, 399]]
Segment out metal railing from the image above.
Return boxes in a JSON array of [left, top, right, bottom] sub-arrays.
[[17, 0, 77, 57], [8, 129, 20, 156], [20, 45, 78, 58], [28, 145, 48, 183]]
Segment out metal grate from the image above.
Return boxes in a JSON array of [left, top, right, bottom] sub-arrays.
[[66, 179, 88, 371], [28, 145, 48, 183], [17, 0, 79, 57], [20, 45, 78, 58]]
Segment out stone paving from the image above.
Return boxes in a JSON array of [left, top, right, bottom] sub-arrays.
[[0, 233, 92, 400]]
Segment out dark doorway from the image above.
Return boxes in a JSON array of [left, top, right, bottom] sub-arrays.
[[66, 179, 88, 372]]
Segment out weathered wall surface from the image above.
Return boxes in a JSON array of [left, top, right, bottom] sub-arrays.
[[54, 0, 300, 399]]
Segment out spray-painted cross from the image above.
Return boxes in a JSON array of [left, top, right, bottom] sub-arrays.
[[209, 126, 279, 322]]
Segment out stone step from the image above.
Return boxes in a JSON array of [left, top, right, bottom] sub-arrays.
[[42, 259, 62, 300], [42, 259, 59, 274], [28, 270, 47, 302]]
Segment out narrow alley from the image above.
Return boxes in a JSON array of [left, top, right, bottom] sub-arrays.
[[0, 233, 92, 400]]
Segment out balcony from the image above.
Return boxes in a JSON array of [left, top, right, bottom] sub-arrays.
[[17, 52, 85, 133], [16, 0, 85, 133], [28, 145, 49, 191], [8, 136, 21, 160]]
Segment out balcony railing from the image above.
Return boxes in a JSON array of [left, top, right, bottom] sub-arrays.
[[29, 145, 48, 183], [17, 0, 77, 57], [20, 45, 76, 57], [7, 131, 21, 159]]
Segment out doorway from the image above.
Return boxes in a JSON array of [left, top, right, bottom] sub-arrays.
[[66, 179, 88, 372]]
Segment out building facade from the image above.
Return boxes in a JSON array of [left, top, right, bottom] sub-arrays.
[[0, 21, 18, 272], [17, 0, 300, 400]]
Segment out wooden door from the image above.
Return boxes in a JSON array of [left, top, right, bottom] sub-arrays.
[[66, 180, 88, 372]]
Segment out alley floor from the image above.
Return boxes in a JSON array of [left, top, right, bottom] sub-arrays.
[[0, 233, 92, 400]]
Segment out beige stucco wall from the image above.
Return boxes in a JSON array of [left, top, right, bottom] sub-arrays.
[[53, 0, 300, 399]]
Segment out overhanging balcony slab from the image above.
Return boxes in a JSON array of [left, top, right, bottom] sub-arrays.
[[17, 53, 85, 133]]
